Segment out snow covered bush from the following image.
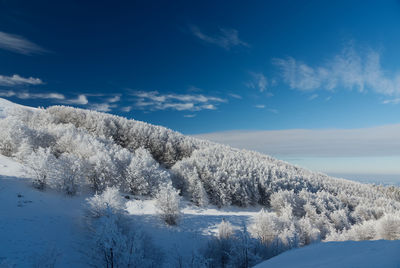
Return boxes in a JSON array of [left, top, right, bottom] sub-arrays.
[[155, 182, 181, 225], [228, 225, 266, 268], [203, 220, 267, 268], [86, 187, 125, 218], [54, 153, 88, 195], [25, 147, 58, 190], [250, 208, 299, 255], [217, 219, 234, 240], [89, 197, 162, 267], [376, 213, 400, 240]]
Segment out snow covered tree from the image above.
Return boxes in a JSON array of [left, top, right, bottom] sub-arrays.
[[218, 219, 234, 240], [155, 182, 181, 225], [228, 224, 266, 268], [55, 153, 88, 195], [123, 148, 171, 196], [87, 187, 125, 218], [25, 147, 57, 190], [377, 214, 400, 240]]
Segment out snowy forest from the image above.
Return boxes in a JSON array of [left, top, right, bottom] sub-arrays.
[[1, 101, 400, 267]]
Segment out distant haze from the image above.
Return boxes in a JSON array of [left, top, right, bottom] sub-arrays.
[[194, 125, 400, 185]]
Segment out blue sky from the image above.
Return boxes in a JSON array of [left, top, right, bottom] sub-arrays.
[[2, 0, 400, 182]]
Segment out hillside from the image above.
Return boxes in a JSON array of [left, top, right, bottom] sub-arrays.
[[0, 98, 400, 267], [254, 240, 400, 268]]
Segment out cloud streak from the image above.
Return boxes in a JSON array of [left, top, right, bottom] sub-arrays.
[[246, 72, 268, 92], [131, 91, 226, 112], [189, 25, 249, 50], [0, 74, 44, 86], [194, 124, 400, 158], [0, 90, 64, 100], [0, 31, 47, 55], [273, 45, 400, 96], [62, 94, 89, 105]]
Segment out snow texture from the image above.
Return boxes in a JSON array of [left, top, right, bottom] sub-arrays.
[[254, 240, 400, 268]]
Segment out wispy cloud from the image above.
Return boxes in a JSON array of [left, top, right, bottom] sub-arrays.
[[184, 114, 196, 118], [121, 106, 132, 112], [255, 104, 265, 109], [0, 31, 47, 55], [246, 72, 268, 92], [108, 95, 121, 103], [131, 91, 227, 112], [0, 90, 64, 100], [308, 94, 318, 100], [63, 94, 89, 105], [90, 102, 116, 112], [267, 108, 279, 114], [273, 44, 400, 96], [228, 93, 242, 99], [382, 98, 400, 105], [189, 25, 249, 50], [0, 74, 44, 86]]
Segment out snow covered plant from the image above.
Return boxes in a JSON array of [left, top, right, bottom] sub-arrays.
[[155, 182, 181, 225], [86, 187, 126, 218], [203, 220, 267, 268], [217, 219, 234, 240], [88, 193, 162, 268], [25, 147, 58, 190], [91, 212, 162, 268], [123, 147, 171, 196]]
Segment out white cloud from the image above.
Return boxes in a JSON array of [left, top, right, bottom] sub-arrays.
[[229, 93, 242, 99], [0, 31, 47, 55], [184, 114, 196, 118], [247, 72, 268, 92], [63, 94, 89, 105], [255, 104, 265, 109], [189, 25, 249, 50], [0, 90, 64, 100], [131, 91, 226, 112], [309, 94, 318, 100], [0, 74, 44, 86], [90, 103, 116, 112], [267, 108, 279, 114], [108, 95, 121, 103], [273, 45, 400, 96], [121, 106, 132, 112], [382, 98, 400, 104], [194, 124, 400, 158]]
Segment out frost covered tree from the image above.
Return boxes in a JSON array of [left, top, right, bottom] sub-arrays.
[[155, 182, 181, 225], [218, 219, 234, 240], [87, 187, 125, 218], [87, 189, 162, 268], [55, 153, 88, 195], [25, 148, 58, 190], [123, 148, 171, 196], [203, 219, 235, 268], [228, 224, 266, 268]]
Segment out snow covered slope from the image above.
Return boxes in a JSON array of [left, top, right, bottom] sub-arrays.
[[0, 155, 88, 267], [0, 97, 36, 118], [254, 240, 400, 268], [0, 98, 15, 118]]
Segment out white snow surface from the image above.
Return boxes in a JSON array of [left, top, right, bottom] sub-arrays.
[[0, 155, 88, 267], [254, 240, 400, 268], [0, 98, 36, 118]]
